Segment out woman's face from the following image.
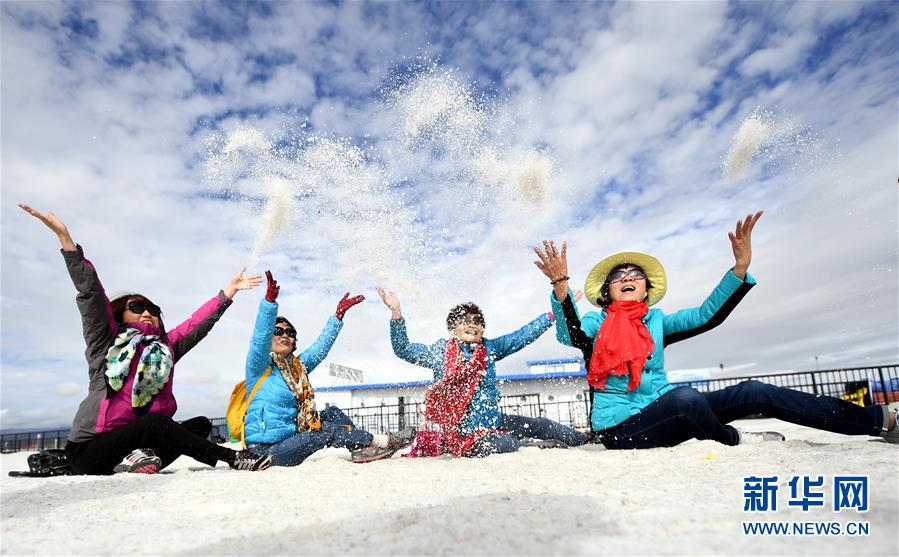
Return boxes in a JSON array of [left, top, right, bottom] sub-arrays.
[[450, 314, 485, 344], [270, 324, 296, 356], [607, 265, 648, 303], [121, 298, 161, 329]]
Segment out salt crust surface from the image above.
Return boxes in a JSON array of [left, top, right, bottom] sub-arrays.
[[2, 419, 896, 556]]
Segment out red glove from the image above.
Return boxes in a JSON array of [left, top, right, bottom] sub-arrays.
[[265, 270, 280, 303], [335, 292, 364, 320]]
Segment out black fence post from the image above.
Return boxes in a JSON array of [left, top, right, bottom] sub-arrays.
[[398, 397, 405, 429], [810, 372, 819, 396], [876, 366, 890, 404]]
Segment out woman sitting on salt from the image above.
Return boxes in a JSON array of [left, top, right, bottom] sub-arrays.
[[375, 287, 586, 457], [534, 212, 899, 448]]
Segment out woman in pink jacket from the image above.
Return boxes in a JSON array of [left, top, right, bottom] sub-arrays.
[[21, 204, 273, 474]]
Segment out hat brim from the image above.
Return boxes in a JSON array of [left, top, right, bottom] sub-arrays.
[[584, 252, 667, 307]]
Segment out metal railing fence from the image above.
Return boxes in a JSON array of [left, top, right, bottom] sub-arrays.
[[2, 364, 896, 453]]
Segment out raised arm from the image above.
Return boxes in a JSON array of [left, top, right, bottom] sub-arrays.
[[534, 239, 586, 346], [377, 286, 443, 370], [298, 317, 343, 372], [560, 295, 594, 362], [168, 268, 261, 359], [298, 291, 362, 372], [20, 204, 116, 365], [663, 212, 762, 345], [488, 313, 554, 361], [245, 271, 281, 384]]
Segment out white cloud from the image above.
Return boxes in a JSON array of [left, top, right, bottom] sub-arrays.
[[53, 383, 83, 397]]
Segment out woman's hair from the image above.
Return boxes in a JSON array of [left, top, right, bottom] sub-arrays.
[[598, 264, 653, 308], [275, 316, 296, 331], [109, 293, 166, 331], [446, 303, 486, 330]]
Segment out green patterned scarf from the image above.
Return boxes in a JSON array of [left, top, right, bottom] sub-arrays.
[[105, 328, 174, 409]]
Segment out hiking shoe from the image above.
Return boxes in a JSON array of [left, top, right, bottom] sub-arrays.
[[881, 404, 899, 444], [351, 444, 398, 463], [737, 428, 786, 444], [114, 449, 161, 474], [521, 438, 570, 449], [229, 449, 273, 471], [388, 427, 416, 450]]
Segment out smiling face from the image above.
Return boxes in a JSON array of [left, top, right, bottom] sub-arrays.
[[607, 265, 648, 303], [451, 316, 485, 344], [121, 297, 161, 329], [270, 323, 297, 356]]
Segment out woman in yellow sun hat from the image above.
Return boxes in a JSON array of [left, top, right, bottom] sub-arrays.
[[534, 212, 897, 448]]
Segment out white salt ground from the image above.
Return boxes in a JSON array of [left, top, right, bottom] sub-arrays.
[[2, 419, 896, 556]]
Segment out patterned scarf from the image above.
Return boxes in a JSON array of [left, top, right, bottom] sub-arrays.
[[271, 353, 321, 432], [588, 300, 655, 391], [425, 339, 494, 456], [105, 328, 174, 409]]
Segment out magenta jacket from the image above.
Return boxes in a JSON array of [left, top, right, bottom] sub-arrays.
[[63, 246, 232, 443]]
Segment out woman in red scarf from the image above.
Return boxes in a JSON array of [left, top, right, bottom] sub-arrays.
[[535, 212, 898, 448]]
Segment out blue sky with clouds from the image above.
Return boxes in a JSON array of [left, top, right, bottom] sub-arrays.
[[1, 1, 896, 429]]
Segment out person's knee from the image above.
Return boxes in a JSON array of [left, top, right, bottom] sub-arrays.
[[738, 380, 776, 399], [669, 388, 705, 411], [143, 413, 175, 426], [319, 405, 338, 419]]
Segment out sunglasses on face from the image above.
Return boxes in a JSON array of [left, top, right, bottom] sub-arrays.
[[608, 269, 647, 284], [126, 300, 161, 317], [273, 326, 297, 339], [457, 315, 484, 327]]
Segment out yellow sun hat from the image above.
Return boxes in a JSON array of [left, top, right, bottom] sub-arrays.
[[584, 251, 667, 307]]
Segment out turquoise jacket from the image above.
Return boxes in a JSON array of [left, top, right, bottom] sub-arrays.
[[551, 269, 756, 431], [244, 298, 343, 444], [389, 314, 553, 435]]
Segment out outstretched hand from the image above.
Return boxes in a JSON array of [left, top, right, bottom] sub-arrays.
[[729, 211, 763, 280], [224, 268, 263, 299], [19, 204, 76, 251], [533, 240, 570, 301], [264, 270, 280, 302], [375, 286, 402, 319], [335, 292, 365, 320]]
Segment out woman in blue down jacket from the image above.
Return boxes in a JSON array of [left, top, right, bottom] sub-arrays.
[[243, 272, 413, 465], [533, 211, 898, 448]]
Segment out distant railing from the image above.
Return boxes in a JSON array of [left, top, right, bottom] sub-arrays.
[[2, 365, 896, 453]]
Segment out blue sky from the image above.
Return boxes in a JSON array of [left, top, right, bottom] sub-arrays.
[[1, 1, 896, 429]]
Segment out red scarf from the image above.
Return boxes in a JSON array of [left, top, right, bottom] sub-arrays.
[[588, 301, 655, 391], [424, 339, 492, 456]]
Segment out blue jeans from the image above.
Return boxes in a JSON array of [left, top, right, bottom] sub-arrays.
[[248, 406, 373, 466], [598, 380, 885, 449], [467, 414, 588, 457]]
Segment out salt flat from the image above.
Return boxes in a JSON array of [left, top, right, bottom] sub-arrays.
[[2, 419, 896, 556]]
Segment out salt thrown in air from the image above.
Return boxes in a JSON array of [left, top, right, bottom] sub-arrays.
[[722, 109, 772, 180]]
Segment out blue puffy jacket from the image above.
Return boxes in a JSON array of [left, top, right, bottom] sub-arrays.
[[389, 314, 552, 435], [551, 269, 756, 431], [244, 298, 343, 444]]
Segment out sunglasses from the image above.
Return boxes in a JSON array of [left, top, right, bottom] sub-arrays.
[[608, 269, 646, 284], [126, 300, 161, 317], [457, 314, 485, 327], [273, 326, 297, 339]]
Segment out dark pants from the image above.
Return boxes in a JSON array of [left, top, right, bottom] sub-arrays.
[[248, 406, 373, 467], [66, 413, 234, 475], [467, 413, 588, 457], [597, 380, 885, 449]]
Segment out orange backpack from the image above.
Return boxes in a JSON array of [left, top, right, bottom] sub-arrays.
[[225, 367, 273, 447]]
